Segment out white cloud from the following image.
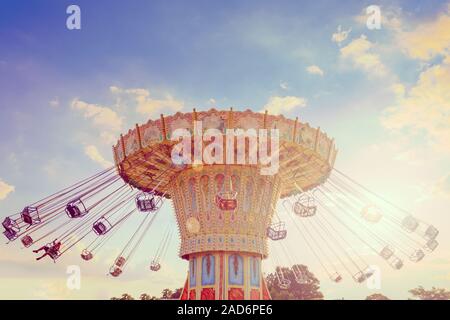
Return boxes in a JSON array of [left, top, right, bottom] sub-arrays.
[[71, 99, 123, 144], [354, 7, 403, 32], [306, 65, 324, 76], [340, 35, 388, 77], [49, 97, 59, 108], [84, 145, 113, 168], [0, 179, 14, 200], [397, 5, 450, 60], [110, 86, 183, 117], [279, 81, 289, 90], [262, 96, 307, 115], [71, 99, 122, 131], [332, 25, 351, 45], [207, 98, 217, 106], [381, 56, 450, 153]]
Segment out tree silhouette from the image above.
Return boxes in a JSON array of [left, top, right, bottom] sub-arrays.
[[366, 293, 390, 300], [111, 293, 135, 300], [161, 288, 173, 300], [170, 288, 182, 299], [409, 286, 450, 300], [140, 293, 157, 300], [265, 264, 324, 300]]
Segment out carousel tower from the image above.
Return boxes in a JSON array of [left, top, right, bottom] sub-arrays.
[[112, 108, 337, 300]]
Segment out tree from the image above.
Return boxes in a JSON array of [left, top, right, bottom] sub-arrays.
[[265, 264, 324, 300], [170, 288, 183, 299], [161, 288, 174, 300], [409, 286, 450, 300], [111, 293, 135, 300], [140, 293, 157, 300], [366, 293, 390, 300]]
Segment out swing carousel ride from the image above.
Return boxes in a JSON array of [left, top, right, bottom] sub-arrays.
[[1, 108, 440, 300]]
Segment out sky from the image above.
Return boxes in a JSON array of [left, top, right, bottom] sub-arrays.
[[0, 0, 450, 299]]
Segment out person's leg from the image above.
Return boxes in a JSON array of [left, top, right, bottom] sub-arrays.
[[33, 246, 47, 253], [36, 253, 48, 261]]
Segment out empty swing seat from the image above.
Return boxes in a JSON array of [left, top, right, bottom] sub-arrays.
[[423, 225, 439, 240], [409, 249, 425, 262], [424, 239, 438, 252], [3, 228, 18, 241], [266, 222, 287, 240], [379, 245, 395, 260], [150, 261, 161, 272], [21, 235, 33, 247], [292, 266, 307, 284], [136, 193, 161, 212], [353, 271, 367, 283], [353, 268, 374, 283], [402, 215, 419, 232], [388, 256, 403, 270], [65, 199, 88, 218], [2, 217, 20, 241], [92, 217, 112, 236], [330, 272, 343, 283], [2, 217, 19, 231], [293, 195, 317, 217], [110, 266, 122, 277], [21, 207, 41, 226], [81, 249, 93, 261]]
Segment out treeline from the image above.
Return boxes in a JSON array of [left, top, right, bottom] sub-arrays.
[[111, 264, 450, 300]]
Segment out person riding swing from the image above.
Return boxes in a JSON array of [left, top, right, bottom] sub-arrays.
[[33, 239, 61, 262]]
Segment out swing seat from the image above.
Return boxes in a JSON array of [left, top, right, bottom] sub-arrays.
[[47, 245, 60, 260], [330, 272, 343, 283], [65, 199, 88, 218], [93, 217, 112, 235], [353, 271, 366, 283], [215, 193, 237, 211], [2, 217, 20, 241], [3, 228, 18, 241], [292, 266, 307, 284], [423, 225, 438, 240], [115, 256, 126, 267], [110, 266, 122, 277], [266, 222, 287, 240], [402, 215, 419, 232], [81, 249, 93, 261], [353, 268, 374, 283], [150, 261, 161, 272], [388, 256, 403, 270], [2, 217, 19, 231], [21, 235, 33, 247], [136, 193, 161, 212], [293, 198, 316, 217], [424, 239, 438, 252], [379, 245, 395, 260], [409, 249, 425, 262], [21, 207, 41, 226]]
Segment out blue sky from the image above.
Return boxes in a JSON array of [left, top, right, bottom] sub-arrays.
[[1, 0, 450, 299]]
